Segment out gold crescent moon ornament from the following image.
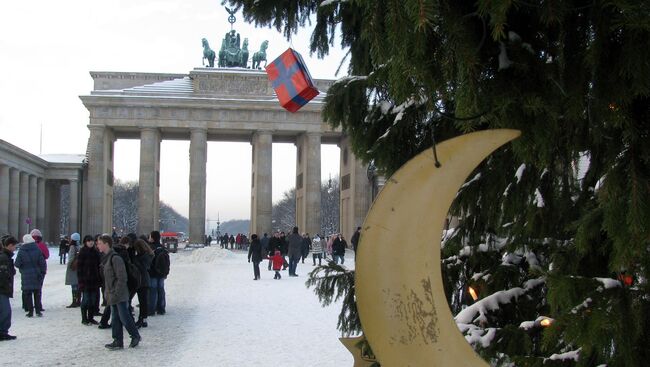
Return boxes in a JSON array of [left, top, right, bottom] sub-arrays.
[[355, 129, 521, 366]]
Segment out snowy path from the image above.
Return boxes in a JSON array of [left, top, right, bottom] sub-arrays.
[[4, 247, 354, 367]]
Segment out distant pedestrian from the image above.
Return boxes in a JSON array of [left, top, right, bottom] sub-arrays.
[[311, 234, 323, 266], [133, 239, 153, 328], [0, 236, 18, 340], [29, 229, 48, 314], [247, 234, 263, 280], [65, 233, 81, 308], [77, 235, 101, 325], [286, 227, 302, 277], [301, 233, 310, 263], [260, 233, 269, 260], [332, 234, 347, 265], [97, 234, 141, 350], [14, 234, 46, 317], [351, 227, 361, 253], [59, 236, 69, 264], [148, 231, 169, 316]]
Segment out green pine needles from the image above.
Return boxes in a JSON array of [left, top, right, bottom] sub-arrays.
[[225, 0, 650, 365]]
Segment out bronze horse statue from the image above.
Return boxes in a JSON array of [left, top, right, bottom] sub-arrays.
[[202, 38, 215, 67], [252, 40, 269, 69]]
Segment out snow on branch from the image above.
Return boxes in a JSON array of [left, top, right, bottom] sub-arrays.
[[546, 348, 581, 363], [320, 0, 349, 7], [455, 278, 545, 324], [515, 164, 526, 183]]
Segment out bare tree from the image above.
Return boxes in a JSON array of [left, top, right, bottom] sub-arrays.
[[271, 177, 340, 235], [320, 176, 339, 236]]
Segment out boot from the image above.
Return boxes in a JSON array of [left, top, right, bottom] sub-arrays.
[[66, 291, 79, 308], [105, 340, 124, 350], [81, 307, 89, 325], [87, 309, 99, 325]]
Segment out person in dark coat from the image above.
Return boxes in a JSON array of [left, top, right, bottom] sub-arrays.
[[286, 227, 303, 277], [247, 234, 263, 280], [14, 234, 46, 317], [279, 231, 289, 270], [133, 239, 153, 328], [59, 236, 69, 265], [97, 235, 141, 350], [148, 230, 168, 316], [301, 233, 311, 263], [0, 236, 18, 340], [332, 234, 347, 265], [351, 227, 361, 253], [260, 233, 269, 258], [77, 235, 101, 325]]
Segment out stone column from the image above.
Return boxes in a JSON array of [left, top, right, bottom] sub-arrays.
[[250, 130, 273, 236], [338, 136, 371, 240], [19, 172, 29, 235], [28, 175, 37, 232], [138, 128, 161, 235], [8, 168, 20, 236], [46, 182, 62, 242], [189, 127, 207, 244], [37, 178, 45, 232], [69, 179, 79, 235], [86, 125, 115, 235], [295, 132, 322, 236], [0, 165, 9, 235]]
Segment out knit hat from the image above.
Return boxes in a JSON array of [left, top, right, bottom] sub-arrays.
[[30, 228, 42, 239], [70, 232, 80, 242], [22, 234, 35, 244]]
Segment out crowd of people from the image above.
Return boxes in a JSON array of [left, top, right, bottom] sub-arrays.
[[0, 229, 171, 350], [245, 226, 361, 281], [1, 225, 363, 345]]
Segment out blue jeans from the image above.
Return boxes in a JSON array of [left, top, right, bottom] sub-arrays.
[[111, 301, 140, 343], [333, 254, 345, 264], [81, 290, 98, 309], [148, 277, 165, 314], [0, 294, 11, 335], [289, 255, 300, 275]]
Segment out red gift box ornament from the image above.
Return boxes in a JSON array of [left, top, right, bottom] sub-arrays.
[[265, 48, 320, 113]]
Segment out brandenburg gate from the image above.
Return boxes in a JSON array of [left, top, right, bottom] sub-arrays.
[[80, 68, 371, 243]]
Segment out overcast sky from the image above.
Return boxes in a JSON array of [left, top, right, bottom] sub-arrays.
[[0, 0, 347, 223]]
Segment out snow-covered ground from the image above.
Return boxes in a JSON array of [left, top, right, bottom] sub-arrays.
[[5, 247, 354, 367]]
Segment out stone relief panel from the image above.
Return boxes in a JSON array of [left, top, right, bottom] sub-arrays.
[[192, 73, 273, 96]]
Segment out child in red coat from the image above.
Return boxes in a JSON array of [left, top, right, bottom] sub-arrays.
[[270, 250, 283, 280]]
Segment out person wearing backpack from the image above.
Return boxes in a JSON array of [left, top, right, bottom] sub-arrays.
[[132, 239, 153, 328], [96, 234, 141, 350], [148, 231, 169, 316]]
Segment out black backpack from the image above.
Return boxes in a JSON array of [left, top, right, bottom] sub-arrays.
[[113, 253, 141, 293], [154, 247, 170, 277]]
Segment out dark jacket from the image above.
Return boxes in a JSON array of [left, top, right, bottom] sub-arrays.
[[0, 248, 16, 297], [76, 245, 102, 291], [248, 239, 263, 263], [134, 252, 153, 287], [260, 235, 270, 254], [101, 250, 129, 306], [351, 230, 361, 252], [287, 233, 303, 258], [332, 238, 347, 256], [148, 242, 165, 278], [59, 239, 69, 255], [268, 237, 281, 256], [14, 242, 46, 291]]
